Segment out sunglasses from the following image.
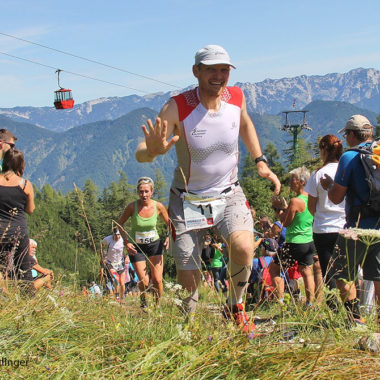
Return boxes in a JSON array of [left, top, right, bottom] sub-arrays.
[[0, 140, 15, 149], [137, 177, 154, 184]]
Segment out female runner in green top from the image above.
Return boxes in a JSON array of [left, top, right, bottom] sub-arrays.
[[118, 177, 170, 307]]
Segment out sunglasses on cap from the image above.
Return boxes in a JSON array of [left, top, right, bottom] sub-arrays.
[[137, 176, 154, 189], [137, 176, 154, 184]]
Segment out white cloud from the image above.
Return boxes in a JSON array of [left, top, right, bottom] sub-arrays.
[[0, 26, 53, 53]]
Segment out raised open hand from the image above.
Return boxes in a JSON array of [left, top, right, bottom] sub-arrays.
[[141, 117, 179, 157]]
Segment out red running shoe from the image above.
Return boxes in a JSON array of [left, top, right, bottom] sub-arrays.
[[223, 302, 256, 334]]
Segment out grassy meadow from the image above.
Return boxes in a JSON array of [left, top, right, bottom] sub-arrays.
[[0, 277, 379, 380]]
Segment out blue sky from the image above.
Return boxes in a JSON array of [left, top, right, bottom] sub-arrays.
[[1, 0, 379, 107]]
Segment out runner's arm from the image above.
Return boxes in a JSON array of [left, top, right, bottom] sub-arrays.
[[136, 99, 180, 162], [157, 202, 171, 250], [239, 95, 281, 195], [100, 241, 107, 261], [117, 203, 137, 254]]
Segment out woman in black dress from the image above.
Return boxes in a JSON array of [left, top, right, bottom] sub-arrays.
[[0, 149, 35, 289]]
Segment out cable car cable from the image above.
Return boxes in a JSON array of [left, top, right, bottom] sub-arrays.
[[0, 32, 180, 89], [0, 50, 149, 94]]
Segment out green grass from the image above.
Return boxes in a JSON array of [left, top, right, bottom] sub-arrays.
[[0, 281, 379, 379]]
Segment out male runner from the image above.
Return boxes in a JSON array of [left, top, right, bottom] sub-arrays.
[[136, 45, 280, 332]]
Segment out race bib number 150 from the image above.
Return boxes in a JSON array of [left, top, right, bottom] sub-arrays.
[[135, 230, 156, 244]]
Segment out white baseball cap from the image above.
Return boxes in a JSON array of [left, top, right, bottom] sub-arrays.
[[194, 45, 235, 68]]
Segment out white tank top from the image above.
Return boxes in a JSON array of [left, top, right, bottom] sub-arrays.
[[172, 86, 242, 194]]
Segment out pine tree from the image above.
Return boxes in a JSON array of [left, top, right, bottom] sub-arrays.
[[240, 155, 276, 218], [264, 142, 285, 178], [153, 168, 168, 204]]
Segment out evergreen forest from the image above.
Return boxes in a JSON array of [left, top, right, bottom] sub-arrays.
[[27, 138, 321, 286]]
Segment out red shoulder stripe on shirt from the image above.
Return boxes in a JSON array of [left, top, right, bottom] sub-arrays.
[[172, 88, 199, 121], [222, 86, 243, 108], [173, 86, 243, 121]]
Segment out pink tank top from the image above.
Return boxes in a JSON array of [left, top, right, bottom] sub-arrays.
[[172, 86, 243, 194]]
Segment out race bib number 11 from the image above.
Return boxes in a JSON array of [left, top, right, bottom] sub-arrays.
[[183, 193, 227, 231]]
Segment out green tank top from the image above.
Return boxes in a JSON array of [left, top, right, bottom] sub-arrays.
[[130, 200, 160, 244], [285, 194, 313, 244], [211, 247, 223, 268]]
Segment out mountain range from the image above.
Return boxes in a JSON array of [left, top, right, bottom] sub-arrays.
[[1, 103, 377, 193], [0, 68, 379, 132], [0, 67, 379, 192]]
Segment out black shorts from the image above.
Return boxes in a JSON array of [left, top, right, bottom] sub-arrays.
[[274, 241, 315, 268], [332, 235, 380, 282], [130, 239, 164, 263]]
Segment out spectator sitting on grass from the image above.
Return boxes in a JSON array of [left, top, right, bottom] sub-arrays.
[[89, 281, 102, 297], [29, 239, 54, 291]]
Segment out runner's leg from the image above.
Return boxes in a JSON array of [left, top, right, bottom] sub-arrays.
[[177, 269, 201, 313], [226, 230, 253, 306], [119, 270, 126, 299], [133, 260, 150, 305], [149, 254, 164, 304], [109, 269, 121, 299]]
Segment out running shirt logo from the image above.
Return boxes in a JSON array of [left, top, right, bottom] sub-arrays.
[[191, 127, 207, 138]]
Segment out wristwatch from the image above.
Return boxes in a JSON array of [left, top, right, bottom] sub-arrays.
[[255, 154, 268, 164]]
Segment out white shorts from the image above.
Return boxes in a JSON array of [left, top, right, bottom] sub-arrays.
[[168, 186, 253, 270]]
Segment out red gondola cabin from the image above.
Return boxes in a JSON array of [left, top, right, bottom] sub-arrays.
[[54, 89, 74, 109]]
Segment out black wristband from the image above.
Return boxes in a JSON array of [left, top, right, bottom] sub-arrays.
[[255, 154, 268, 164]]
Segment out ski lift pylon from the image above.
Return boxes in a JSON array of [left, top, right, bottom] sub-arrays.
[[281, 110, 311, 131]]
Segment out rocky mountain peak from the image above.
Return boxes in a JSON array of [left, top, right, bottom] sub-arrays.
[[0, 68, 379, 131]]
